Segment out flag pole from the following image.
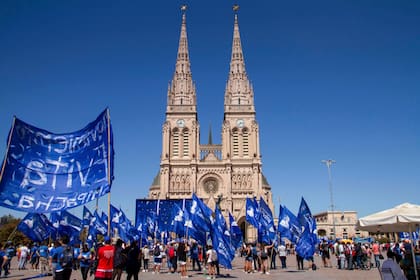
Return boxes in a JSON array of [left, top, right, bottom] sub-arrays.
[[0, 117, 16, 182], [106, 108, 112, 236]]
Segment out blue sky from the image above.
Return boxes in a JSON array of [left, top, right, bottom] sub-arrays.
[[1, 0, 419, 222]]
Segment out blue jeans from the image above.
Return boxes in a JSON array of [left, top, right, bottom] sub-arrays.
[[374, 254, 380, 268]]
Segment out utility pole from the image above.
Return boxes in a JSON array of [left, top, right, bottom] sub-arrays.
[[322, 159, 336, 240]]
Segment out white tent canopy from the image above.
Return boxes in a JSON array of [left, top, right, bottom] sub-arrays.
[[357, 202, 420, 280], [357, 202, 420, 233]]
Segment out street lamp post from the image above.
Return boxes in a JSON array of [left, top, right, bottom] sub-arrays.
[[322, 159, 336, 240]]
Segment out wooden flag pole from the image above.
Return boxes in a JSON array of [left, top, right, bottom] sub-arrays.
[[106, 108, 112, 236]]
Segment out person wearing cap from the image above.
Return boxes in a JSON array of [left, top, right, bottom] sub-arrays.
[[95, 236, 115, 280]]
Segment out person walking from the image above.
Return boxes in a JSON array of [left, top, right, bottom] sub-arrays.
[[278, 242, 287, 269], [125, 240, 141, 280], [0, 243, 9, 278], [141, 245, 150, 272], [112, 239, 126, 280], [79, 244, 93, 280], [51, 235, 74, 280], [177, 241, 188, 279], [95, 236, 115, 280], [190, 242, 201, 271], [38, 241, 50, 276]]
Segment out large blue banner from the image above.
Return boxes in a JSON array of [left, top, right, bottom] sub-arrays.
[[0, 109, 114, 213]]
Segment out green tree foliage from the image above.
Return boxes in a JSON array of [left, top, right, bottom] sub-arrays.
[[0, 215, 31, 246]]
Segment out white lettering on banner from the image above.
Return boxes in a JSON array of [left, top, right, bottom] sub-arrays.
[[16, 185, 108, 212], [18, 156, 105, 190], [20, 161, 47, 188], [66, 159, 74, 187], [14, 115, 107, 154], [18, 195, 35, 208], [76, 158, 93, 186], [46, 157, 68, 189]]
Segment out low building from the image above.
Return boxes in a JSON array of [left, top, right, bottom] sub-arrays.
[[314, 211, 368, 239]]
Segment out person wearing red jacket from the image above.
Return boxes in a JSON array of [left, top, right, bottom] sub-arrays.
[[95, 237, 115, 280]]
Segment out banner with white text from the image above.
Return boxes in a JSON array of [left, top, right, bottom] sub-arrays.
[[0, 109, 114, 213]]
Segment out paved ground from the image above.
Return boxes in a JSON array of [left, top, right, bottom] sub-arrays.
[[5, 254, 382, 280]]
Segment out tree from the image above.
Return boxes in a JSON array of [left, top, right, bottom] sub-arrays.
[[0, 215, 31, 246]]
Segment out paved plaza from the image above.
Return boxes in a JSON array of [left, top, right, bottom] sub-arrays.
[[6, 254, 381, 280]]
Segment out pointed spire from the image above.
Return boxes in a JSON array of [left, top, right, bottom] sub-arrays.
[[167, 5, 196, 111], [224, 6, 255, 112]]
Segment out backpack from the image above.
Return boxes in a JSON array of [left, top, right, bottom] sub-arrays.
[[59, 245, 74, 269], [153, 246, 160, 257], [344, 246, 350, 256]]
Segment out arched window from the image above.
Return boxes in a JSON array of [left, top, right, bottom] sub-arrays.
[[182, 128, 189, 157], [242, 128, 249, 157], [172, 128, 179, 157], [232, 128, 239, 156]]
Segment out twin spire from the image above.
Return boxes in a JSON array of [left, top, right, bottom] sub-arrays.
[[168, 5, 254, 112]]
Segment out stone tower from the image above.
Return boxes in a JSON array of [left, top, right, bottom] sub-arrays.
[[149, 8, 274, 241]]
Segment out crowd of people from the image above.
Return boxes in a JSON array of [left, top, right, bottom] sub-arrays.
[[1, 236, 419, 280], [318, 239, 420, 279], [0, 236, 223, 280]]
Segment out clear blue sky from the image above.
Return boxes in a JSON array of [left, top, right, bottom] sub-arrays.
[[1, 0, 419, 222]]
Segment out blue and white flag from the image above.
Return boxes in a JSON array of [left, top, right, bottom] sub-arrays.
[[399, 231, 419, 240], [83, 206, 93, 227], [92, 210, 108, 236], [101, 212, 109, 226], [59, 210, 83, 244], [259, 197, 276, 244], [229, 212, 243, 249], [18, 213, 56, 242], [110, 204, 132, 241], [170, 203, 186, 237], [190, 193, 213, 232], [245, 197, 260, 229], [211, 207, 233, 269], [297, 197, 316, 235], [0, 109, 114, 213], [277, 205, 301, 243], [296, 197, 317, 259]]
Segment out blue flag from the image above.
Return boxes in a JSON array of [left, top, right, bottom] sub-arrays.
[[277, 205, 301, 243], [245, 197, 260, 229], [170, 203, 186, 237], [59, 210, 82, 244], [82, 206, 93, 227], [0, 109, 114, 213], [297, 197, 316, 235], [211, 207, 233, 269], [18, 213, 56, 242], [110, 204, 133, 241], [296, 197, 317, 259], [259, 197, 276, 244], [93, 210, 108, 236], [229, 212, 243, 249], [190, 193, 213, 232], [101, 212, 109, 226]]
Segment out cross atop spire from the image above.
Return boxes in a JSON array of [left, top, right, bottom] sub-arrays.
[[167, 6, 196, 112], [224, 11, 255, 112]]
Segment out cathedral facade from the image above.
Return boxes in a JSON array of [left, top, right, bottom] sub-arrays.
[[148, 10, 274, 241]]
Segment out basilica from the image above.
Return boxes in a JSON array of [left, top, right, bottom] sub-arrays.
[[148, 8, 274, 240]]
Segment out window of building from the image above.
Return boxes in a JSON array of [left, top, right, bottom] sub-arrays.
[[232, 129, 239, 156], [242, 128, 249, 156], [182, 128, 189, 156], [172, 129, 179, 157]]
